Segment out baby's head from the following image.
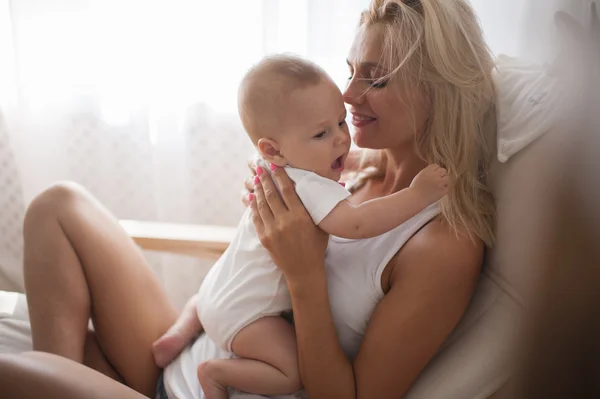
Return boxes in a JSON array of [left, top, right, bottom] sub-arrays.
[[238, 54, 351, 181]]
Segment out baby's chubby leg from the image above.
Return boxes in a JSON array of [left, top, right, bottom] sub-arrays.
[[197, 316, 301, 398], [152, 293, 203, 368]]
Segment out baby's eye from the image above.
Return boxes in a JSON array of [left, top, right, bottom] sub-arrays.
[[313, 131, 327, 139], [338, 120, 346, 127]]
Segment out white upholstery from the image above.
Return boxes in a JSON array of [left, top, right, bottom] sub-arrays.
[[0, 291, 31, 355]]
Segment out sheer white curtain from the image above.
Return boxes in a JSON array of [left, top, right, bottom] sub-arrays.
[[0, 0, 585, 304], [0, 0, 370, 303]]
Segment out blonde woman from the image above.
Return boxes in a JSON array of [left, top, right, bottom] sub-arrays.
[[0, 1, 496, 398]]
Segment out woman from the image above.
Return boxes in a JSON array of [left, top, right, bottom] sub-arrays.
[[0, 0, 496, 398]]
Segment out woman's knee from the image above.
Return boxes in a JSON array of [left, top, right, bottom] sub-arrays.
[[24, 181, 90, 228]]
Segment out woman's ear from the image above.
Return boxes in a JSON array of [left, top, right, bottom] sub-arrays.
[[257, 138, 287, 166]]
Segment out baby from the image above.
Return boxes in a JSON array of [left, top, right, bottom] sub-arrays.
[[153, 54, 449, 398]]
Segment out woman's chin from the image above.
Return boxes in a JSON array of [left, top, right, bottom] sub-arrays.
[[353, 130, 380, 149], [352, 131, 365, 147]]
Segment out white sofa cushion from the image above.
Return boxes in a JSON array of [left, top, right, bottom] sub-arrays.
[[0, 290, 32, 354]]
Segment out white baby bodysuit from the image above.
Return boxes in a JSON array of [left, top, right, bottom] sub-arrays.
[[196, 162, 350, 351]]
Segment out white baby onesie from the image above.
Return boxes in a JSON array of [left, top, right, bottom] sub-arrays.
[[196, 163, 350, 351]]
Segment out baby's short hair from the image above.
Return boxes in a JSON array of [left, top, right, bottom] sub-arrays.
[[238, 54, 330, 143]]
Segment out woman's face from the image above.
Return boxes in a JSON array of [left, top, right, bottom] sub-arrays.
[[344, 25, 430, 150]]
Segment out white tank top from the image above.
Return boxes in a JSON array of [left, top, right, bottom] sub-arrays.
[[164, 203, 440, 399]]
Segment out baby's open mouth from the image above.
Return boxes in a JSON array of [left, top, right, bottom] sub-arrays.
[[331, 155, 345, 170]]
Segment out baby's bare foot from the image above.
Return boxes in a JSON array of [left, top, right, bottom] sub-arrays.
[[152, 332, 186, 368], [153, 297, 203, 368], [197, 361, 228, 399]]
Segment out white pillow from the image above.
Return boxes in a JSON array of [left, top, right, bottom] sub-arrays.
[[493, 54, 561, 163]]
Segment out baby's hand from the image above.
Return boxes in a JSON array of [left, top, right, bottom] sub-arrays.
[[410, 164, 450, 203]]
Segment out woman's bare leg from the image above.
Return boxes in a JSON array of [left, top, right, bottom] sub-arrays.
[[23, 182, 178, 396], [0, 352, 147, 399], [83, 329, 124, 382]]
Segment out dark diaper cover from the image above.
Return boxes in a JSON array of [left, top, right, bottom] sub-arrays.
[[155, 372, 169, 399]]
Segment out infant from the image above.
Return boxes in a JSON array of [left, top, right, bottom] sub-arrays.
[[153, 54, 449, 399]]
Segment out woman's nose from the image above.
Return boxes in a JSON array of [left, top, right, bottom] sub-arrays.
[[343, 80, 363, 106]]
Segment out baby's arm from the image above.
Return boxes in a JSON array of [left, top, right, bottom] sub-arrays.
[[319, 164, 449, 239]]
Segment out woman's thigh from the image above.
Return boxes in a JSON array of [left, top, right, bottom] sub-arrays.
[[23, 182, 178, 395], [0, 352, 149, 399]]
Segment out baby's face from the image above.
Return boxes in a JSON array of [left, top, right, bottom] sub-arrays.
[[277, 80, 351, 181]]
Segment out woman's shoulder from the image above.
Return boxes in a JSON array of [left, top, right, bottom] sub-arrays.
[[383, 216, 484, 292], [409, 216, 483, 260]]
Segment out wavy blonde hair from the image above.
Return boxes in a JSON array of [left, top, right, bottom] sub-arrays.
[[353, 0, 497, 246]]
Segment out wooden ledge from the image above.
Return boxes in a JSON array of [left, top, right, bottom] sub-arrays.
[[119, 220, 236, 260]]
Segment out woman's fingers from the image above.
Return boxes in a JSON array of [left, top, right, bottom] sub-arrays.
[[249, 192, 265, 236], [241, 190, 251, 207], [241, 176, 255, 207], [269, 166, 305, 212], [253, 174, 275, 226], [258, 166, 289, 217], [247, 158, 257, 174], [244, 176, 255, 193]]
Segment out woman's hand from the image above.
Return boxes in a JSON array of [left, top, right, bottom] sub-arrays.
[[241, 159, 257, 207], [250, 164, 329, 284]]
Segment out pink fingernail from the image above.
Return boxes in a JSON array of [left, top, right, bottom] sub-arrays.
[[248, 193, 255, 202], [339, 182, 346, 187], [254, 176, 260, 185], [269, 163, 278, 171], [256, 166, 264, 176]]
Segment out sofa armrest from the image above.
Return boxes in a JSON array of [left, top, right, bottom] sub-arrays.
[[119, 220, 236, 260]]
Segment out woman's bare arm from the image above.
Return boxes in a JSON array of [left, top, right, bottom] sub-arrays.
[[351, 220, 482, 398], [290, 220, 482, 399]]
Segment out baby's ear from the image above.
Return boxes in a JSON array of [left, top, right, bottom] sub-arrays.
[[257, 138, 287, 166]]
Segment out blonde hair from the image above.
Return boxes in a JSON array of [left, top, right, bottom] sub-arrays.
[[238, 54, 329, 143], [354, 0, 497, 246]]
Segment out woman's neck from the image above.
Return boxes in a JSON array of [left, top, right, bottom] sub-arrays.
[[379, 147, 427, 195]]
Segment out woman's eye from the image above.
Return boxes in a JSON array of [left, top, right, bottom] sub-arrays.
[[314, 131, 327, 139], [369, 78, 388, 88]]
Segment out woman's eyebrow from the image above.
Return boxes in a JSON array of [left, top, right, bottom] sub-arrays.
[[346, 59, 388, 72]]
